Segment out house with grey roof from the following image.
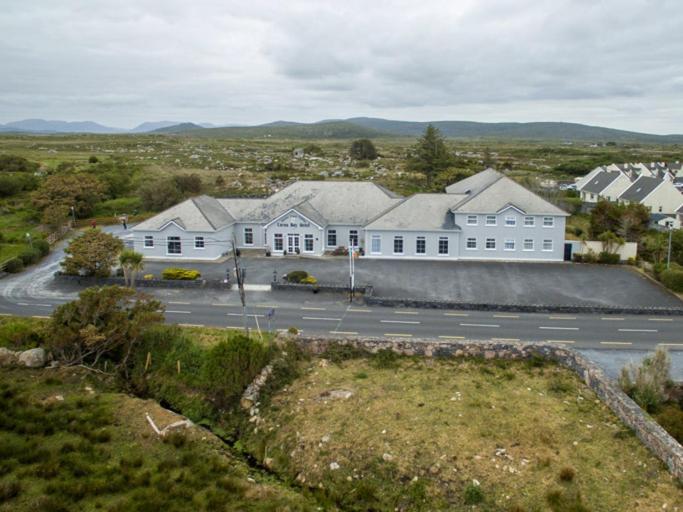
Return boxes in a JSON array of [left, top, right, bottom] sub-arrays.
[[131, 168, 569, 261], [579, 170, 631, 203], [618, 175, 683, 215]]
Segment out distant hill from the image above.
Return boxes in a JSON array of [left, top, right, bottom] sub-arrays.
[[150, 122, 205, 134], [184, 120, 386, 139], [2, 118, 124, 134], [130, 121, 182, 133]]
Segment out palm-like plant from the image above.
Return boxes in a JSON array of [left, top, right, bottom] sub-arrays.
[[119, 249, 144, 289]]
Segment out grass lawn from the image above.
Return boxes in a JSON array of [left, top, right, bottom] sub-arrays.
[[0, 367, 316, 512], [243, 355, 683, 511]]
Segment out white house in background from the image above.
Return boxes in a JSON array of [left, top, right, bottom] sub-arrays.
[[131, 168, 569, 262], [579, 170, 631, 203], [618, 175, 683, 215]]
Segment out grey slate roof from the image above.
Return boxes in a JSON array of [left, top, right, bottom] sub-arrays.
[[133, 195, 234, 232], [619, 176, 663, 202], [445, 167, 500, 195], [580, 171, 621, 194], [365, 194, 461, 231]]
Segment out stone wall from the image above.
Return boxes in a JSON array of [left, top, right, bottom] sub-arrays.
[[54, 272, 230, 290], [290, 336, 683, 482]]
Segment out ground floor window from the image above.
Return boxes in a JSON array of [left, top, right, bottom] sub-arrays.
[[371, 234, 381, 254], [304, 234, 314, 252], [543, 239, 553, 251], [167, 236, 181, 254], [349, 229, 359, 247], [523, 239, 534, 251], [416, 236, 426, 254], [466, 237, 477, 249], [244, 227, 253, 245], [504, 239, 515, 251], [485, 238, 496, 250], [144, 235, 154, 248], [194, 236, 205, 249], [274, 233, 283, 251], [438, 237, 449, 255], [327, 229, 337, 247], [393, 236, 404, 254]]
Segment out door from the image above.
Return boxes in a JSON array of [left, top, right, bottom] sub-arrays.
[[287, 234, 300, 253], [564, 242, 573, 261]]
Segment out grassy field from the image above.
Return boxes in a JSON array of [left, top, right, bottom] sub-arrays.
[[0, 367, 316, 512], [242, 354, 683, 511]]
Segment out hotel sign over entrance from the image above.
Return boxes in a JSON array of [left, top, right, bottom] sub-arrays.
[[276, 215, 311, 229]]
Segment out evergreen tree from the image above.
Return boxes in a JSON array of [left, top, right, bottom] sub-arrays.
[[408, 124, 454, 181], [350, 139, 378, 160]]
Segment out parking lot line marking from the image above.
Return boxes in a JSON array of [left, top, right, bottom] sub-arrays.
[[178, 323, 204, 327], [648, 318, 673, 322], [166, 310, 192, 314], [301, 306, 326, 311], [618, 328, 658, 333], [17, 303, 29, 306], [548, 316, 576, 320], [302, 316, 342, 322], [460, 323, 500, 328], [394, 310, 419, 315], [491, 337, 520, 341], [600, 341, 632, 346], [32, 315, 50, 319], [211, 303, 239, 307], [169, 301, 191, 305], [658, 343, 683, 347], [329, 331, 358, 335], [444, 312, 469, 317], [600, 317, 625, 321], [33, 304, 52, 307], [254, 304, 278, 308], [227, 313, 264, 318], [380, 319, 421, 324], [546, 339, 576, 344], [493, 314, 519, 319], [384, 333, 413, 337], [348, 308, 372, 313], [438, 335, 465, 339], [539, 326, 579, 331]]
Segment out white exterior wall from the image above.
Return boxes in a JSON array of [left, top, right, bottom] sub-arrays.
[[600, 174, 631, 202], [363, 230, 460, 259], [640, 182, 683, 214], [264, 211, 325, 256], [133, 223, 233, 260], [580, 190, 600, 203], [233, 222, 266, 249], [454, 210, 566, 261], [324, 225, 365, 251]]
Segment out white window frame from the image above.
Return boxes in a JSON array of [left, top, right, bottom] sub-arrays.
[[485, 215, 497, 226], [505, 216, 516, 227], [466, 215, 478, 226], [144, 235, 154, 248], [524, 216, 535, 227], [370, 234, 381, 254], [194, 236, 205, 250], [542, 239, 553, 252], [393, 235, 404, 255], [349, 229, 359, 248], [416, 236, 426, 255], [466, 237, 477, 250], [327, 229, 337, 247], [438, 236, 449, 256], [504, 239, 515, 251], [523, 239, 534, 251], [485, 238, 496, 250], [273, 233, 283, 252], [543, 217, 554, 228], [167, 236, 181, 255], [243, 227, 254, 246], [303, 234, 314, 253]]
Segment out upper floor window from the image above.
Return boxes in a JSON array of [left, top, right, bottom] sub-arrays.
[[485, 215, 497, 226], [466, 215, 478, 226], [543, 217, 554, 227], [244, 227, 254, 245], [327, 229, 337, 247], [524, 216, 535, 227], [505, 216, 516, 227]]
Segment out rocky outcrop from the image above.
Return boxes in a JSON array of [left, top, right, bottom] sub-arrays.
[[0, 347, 47, 368]]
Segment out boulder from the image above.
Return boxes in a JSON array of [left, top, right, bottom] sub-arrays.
[[18, 348, 47, 368], [0, 347, 18, 366]]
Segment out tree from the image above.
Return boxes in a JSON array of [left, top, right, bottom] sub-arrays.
[[88, 155, 99, 164], [350, 139, 378, 160], [589, 200, 649, 242], [618, 203, 650, 241], [32, 173, 105, 219], [119, 249, 144, 288], [48, 286, 163, 373], [174, 173, 202, 194], [138, 178, 182, 211], [408, 124, 454, 181], [0, 154, 39, 173], [61, 229, 123, 277], [597, 230, 624, 254]]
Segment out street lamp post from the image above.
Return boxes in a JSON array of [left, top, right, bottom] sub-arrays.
[[667, 224, 674, 269], [70, 206, 76, 225], [25, 233, 32, 248]]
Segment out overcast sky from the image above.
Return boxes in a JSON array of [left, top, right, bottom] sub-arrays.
[[1, 0, 682, 133]]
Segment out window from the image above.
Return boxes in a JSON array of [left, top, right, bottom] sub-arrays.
[[349, 230, 359, 247], [194, 236, 205, 249], [304, 234, 314, 252], [524, 216, 535, 227], [144, 235, 154, 248], [466, 237, 477, 249], [523, 239, 534, 251], [327, 229, 337, 247], [466, 215, 478, 226], [485, 238, 496, 250], [542, 239, 553, 251], [244, 227, 254, 245], [505, 216, 516, 227], [416, 236, 426, 254], [504, 239, 515, 251], [543, 217, 554, 227], [485, 215, 497, 226], [371, 235, 381, 254], [658, 206, 663, 213], [274, 233, 283, 251], [393, 236, 404, 255], [438, 237, 449, 255], [167, 236, 181, 254]]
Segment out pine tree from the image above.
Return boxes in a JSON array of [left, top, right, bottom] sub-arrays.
[[408, 124, 453, 181]]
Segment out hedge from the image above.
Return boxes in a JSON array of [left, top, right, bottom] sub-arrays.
[[285, 270, 308, 283], [161, 268, 201, 280], [18, 247, 41, 266], [659, 268, 683, 293], [4, 258, 24, 273]]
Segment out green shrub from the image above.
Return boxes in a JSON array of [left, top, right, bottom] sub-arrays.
[[285, 270, 308, 283], [4, 258, 24, 273], [0, 317, 45, 349], [659, 267, 683, 292], [19, 247, 41, 266], [597, 251, 620, 264], [463, 483, 484, 505], [559, 466, 576, 482], [619, 348, 671, 413], [161, 268, 201, 280], [371, 348, 400, 369], [655, 404, 683, 443], [652, 262, 667, 280], [330, 246, 348, 256], [33, 238, 50, 257], [322, 342, 368, 364], [0, 480, 20, 502], [300, 275, 318, 285]]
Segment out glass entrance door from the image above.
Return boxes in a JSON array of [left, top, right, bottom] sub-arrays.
[[287, 234, 300, 253]]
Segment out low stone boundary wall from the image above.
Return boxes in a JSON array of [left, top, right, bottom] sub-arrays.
[[291, 336, 683, 482], [54, 272, 230, 289], [271, 282, 372, 295]]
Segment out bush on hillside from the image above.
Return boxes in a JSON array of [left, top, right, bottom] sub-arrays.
[[161, 268, 201, 280], [285, 270, 308, 283], [597, 251, 620, 264], [659, 267, 683, 292], [18, 247, 41, 266], [4, 258, 24, 273], [655, 405, 683, 443], [33, 239, 50, 257], [619, 348, 671, 413]]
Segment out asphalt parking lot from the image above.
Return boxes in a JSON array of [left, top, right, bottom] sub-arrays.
[[141, 257, 682, 308]]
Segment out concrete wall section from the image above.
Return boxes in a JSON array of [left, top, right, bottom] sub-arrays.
[[363, 230, 460, 259]]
